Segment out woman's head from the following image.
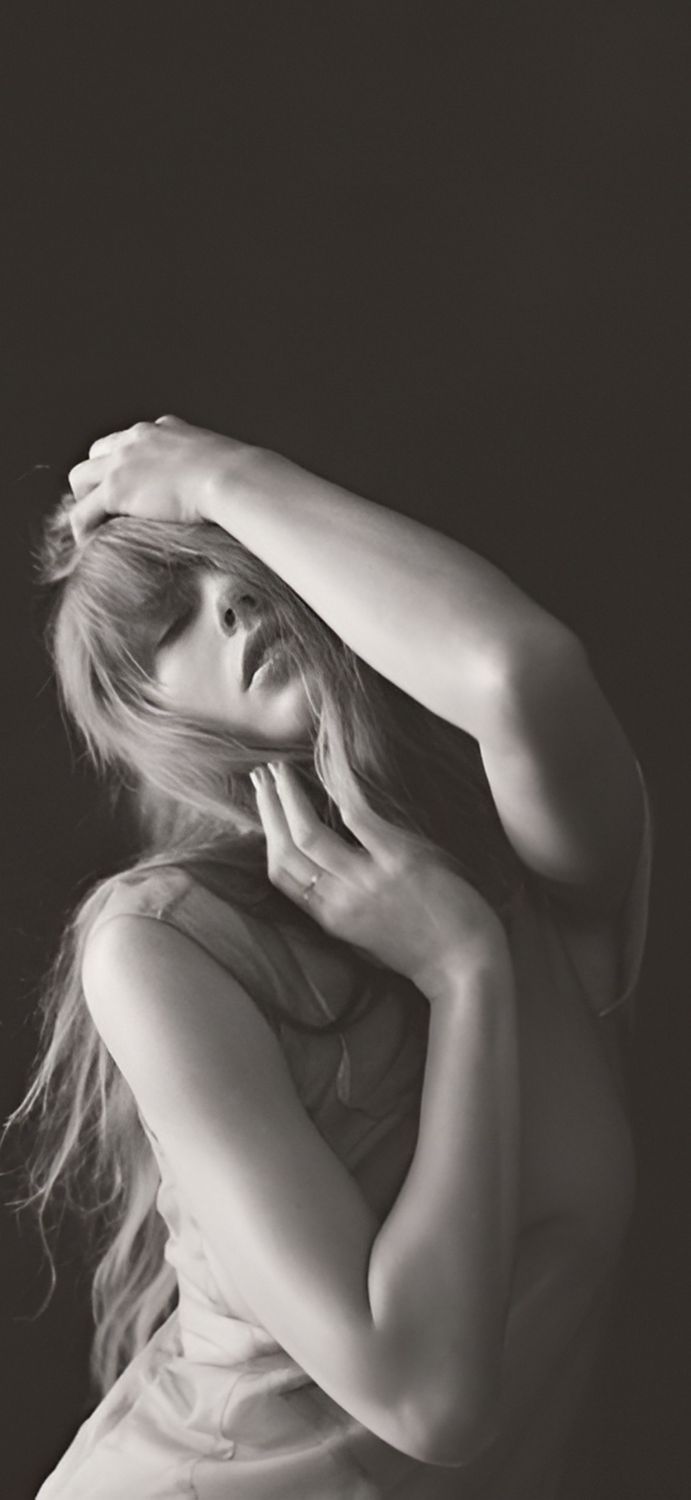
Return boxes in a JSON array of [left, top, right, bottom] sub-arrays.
[[41, 505, 330, 829], [40, 497, 523, 909], [42, 504, 396, 875]]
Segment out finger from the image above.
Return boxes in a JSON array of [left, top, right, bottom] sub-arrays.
[[251, 767, 324, 892], [269, 762, 362, 879], [68, 487, 112, 543], [88, 420, 158, 460], [88, 429, 129, 459], [253, 770, 334, 908], [67, 457, 107, 501]]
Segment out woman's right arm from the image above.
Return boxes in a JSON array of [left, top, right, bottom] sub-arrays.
[[82, 910, 518, 1467]]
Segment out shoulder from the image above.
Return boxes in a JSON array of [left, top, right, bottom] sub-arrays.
[[80, 863, 288, 1059], [82, 861, 266, 991], [84, 862, 194, 938], [82, 896, 285, 1088], [81, 892, 202, 1031], [82, 860, 228, 992], [80, 864, 189, 1008], [79, 904, 305, 1198]]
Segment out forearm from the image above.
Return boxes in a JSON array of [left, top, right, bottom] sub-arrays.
[[206, 447, 569, 741], [368, 941, 520, 1461]]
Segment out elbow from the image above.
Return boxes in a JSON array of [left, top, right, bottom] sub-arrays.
[[393, 1375, 502, 1470], [472, 617, 586, 742], [412, 1406, 500, 1470], [497, 618, 586, 710]]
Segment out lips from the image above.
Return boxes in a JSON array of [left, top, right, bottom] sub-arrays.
[[241, 622, 282, 691]]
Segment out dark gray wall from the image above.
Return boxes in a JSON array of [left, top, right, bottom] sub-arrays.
[[2, 4, 686, 1496]]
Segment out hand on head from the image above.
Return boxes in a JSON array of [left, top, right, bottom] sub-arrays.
[[66, 415, 249, 544]]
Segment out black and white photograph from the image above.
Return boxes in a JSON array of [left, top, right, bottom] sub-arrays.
[[1, 5, 687, 1497]]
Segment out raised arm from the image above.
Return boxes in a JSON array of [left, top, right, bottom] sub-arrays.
[[68, 417, 644, 912], [204, 444, 644, 913]]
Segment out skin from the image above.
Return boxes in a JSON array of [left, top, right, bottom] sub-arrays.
[[68, 415, 644, 916], [69, 416, 642, 1469], [83, 809, 521, 1466], [153, 567, 314, 747]]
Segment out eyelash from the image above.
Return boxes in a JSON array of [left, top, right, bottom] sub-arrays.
[[159, 610, 192, 648], [159, 603, 237, 648]]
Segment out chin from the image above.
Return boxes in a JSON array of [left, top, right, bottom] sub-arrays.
[[258, 678, 315, 745]]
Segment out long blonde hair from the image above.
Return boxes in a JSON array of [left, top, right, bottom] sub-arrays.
[[5, 496, 522, 1399]]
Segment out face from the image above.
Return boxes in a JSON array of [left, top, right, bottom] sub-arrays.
[[152, 569, 314, 747]]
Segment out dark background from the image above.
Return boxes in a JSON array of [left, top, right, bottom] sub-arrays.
[[1, 3, 688, 1496]]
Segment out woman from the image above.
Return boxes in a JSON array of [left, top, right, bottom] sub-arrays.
[[12, 416, 650, 1499]]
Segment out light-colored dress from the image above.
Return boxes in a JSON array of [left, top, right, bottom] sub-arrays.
[[35, 783, 652, 1500]]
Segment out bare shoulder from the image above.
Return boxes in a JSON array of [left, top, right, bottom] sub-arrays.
[[81, 911, 288, 1098]]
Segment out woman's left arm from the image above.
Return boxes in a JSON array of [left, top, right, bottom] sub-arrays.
[[69, 419, 644, 913]]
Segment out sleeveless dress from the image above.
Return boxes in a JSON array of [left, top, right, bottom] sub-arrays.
[[35, 778, 652, 1500]]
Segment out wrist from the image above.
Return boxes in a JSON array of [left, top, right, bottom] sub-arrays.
[[411, 926, 512, 1004], [201, 438, 267, 526]]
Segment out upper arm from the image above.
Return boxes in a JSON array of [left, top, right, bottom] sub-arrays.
[[479, 627, 645, 914], [81, 913, 424, 1454]]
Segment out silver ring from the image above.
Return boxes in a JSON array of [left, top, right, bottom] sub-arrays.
[[301, 873, 321, 903]]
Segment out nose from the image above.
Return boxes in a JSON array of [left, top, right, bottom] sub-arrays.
[[217, 588, 262, 634]]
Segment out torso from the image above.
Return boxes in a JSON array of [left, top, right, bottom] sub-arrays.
[[40, 862, 640, 1500], [511, 886, 634, 1233], [281, 885, 634, 1245], [279, 886, 635, 1499]]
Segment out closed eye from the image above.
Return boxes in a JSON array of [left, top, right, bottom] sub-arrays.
[[158, 608, 194, 650]]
